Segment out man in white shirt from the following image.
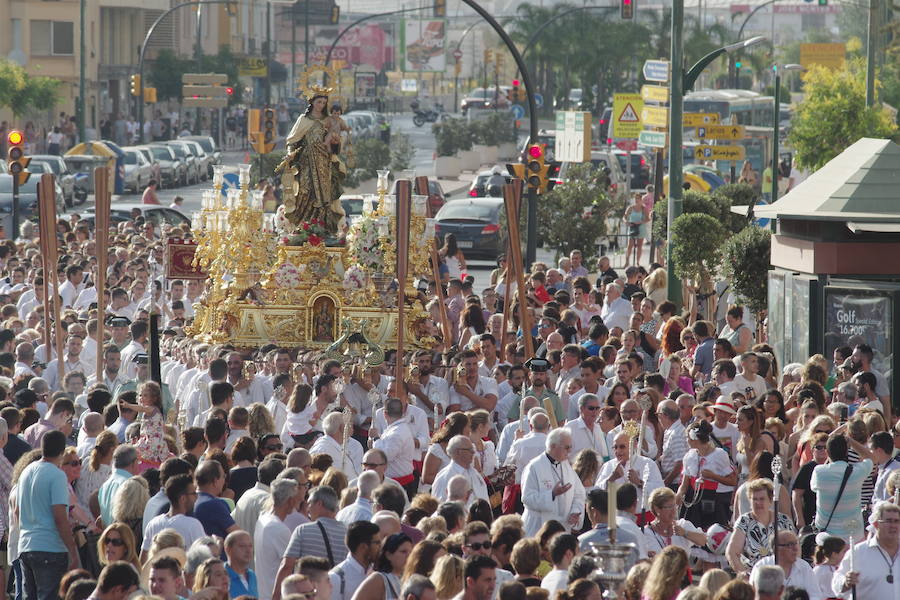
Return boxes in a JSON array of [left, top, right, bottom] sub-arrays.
[[657, 399, 688, 486], [432, 435, 489, 505], [566, 360, 609, 422], [541, 533, 577, 595], [521, 428, 586, 537], [329, 521, 382, 600], [225, 351, 267, 407], [406, 350, 450, 428], [751, 531, 820, 600], [597, 431, 664, 517], [335, 471, 379, 526], [120, 320, 148, 379], [505, 409, 551, 484], [44, 335, 88, 392], [310, 412, 364, 479], [57, 264, 84, 309], [255, 479, 301, 600], [564, 393, 610, 463], [832, 501, 900, 599], [497, 396, 540, 463], [600, 283, 632, 334], [709, 396, 740, 460], [141, 474, 206, 562], [606, 399, 658, 460], [554, 345, 583, 417], [372, 398, 417, 497], [732, 352, 767, 402], [86, 345, 127, 396], [449, 349, 499, 413], [233, 457, 284, 537], [476, 334, 501, 378], [371, 388, 430, 469]]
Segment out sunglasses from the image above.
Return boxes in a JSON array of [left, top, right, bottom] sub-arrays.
[[466, 541, 492, 550], [104, 538, 125, 547], [363, 462, 385, 468], [814, 445, 827, 450], [64, 459, 81, 467], [585, 406, 601, 412]]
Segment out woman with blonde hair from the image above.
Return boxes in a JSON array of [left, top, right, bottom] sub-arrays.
[[320, 466, 349, 497], [643, 267, 668, 306], [97, 523, 140, 571], [247, 402, 275, 439], [697, 568, 730, 597], [431, 554, 465, 599], [791, 414, 835, 474], [623, 562, 651, 600], [641, 546, 689, 600], [572, 449, 601, 490], [712, 580, 754, 600], [467, 409, 497, 477], [193, 557, 229, 594], [112, 476, 150, 546]]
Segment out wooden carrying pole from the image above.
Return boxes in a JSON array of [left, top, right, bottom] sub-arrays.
[[93, 167, 110, 383], [418, 176, 453, 348], [395, 179, 412, 401], [498, 238, 514, 362], [502, 181, 533, 357], [37, 174, 65, 383]]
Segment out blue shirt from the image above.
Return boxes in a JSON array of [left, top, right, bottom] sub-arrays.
[[98, 468, 132, 527], [226, 563, 258, 599], [694, 337, 715, 376], [581, 341, 602, 357], [108, 417, 131, 443], [194, 492, 236, 538], [17, 460, 70, 554]]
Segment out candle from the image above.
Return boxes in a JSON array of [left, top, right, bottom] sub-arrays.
[[849, 534, 854, 572], [608, 481, 618, 532], [238, 164, 251, 187]]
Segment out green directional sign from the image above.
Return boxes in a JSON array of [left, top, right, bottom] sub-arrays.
[[639, 130, 666, 148]]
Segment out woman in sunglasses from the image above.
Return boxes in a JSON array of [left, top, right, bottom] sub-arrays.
[[97, 522, 141, 572]]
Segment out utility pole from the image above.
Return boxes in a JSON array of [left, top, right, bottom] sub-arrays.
[[305, 0, 311, 70], [292, 3, 297, 91], [666, 0, 685, 308], [78, 0, 86, 142], [266, 1, 272, 105], [866, 0, 879, 107]]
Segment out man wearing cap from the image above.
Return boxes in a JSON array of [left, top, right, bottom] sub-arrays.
[[507, 358, 562, 426], [108, 315, 132, 350], [521, 428, 585, 537], [448, 349, 498, 413], [710, 395, 740, 460]]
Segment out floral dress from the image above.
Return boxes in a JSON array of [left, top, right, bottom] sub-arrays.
[[136, 408, 169, 465], [735, 511, 794, 569]]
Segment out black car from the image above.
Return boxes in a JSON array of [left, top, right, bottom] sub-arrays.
[[0, 174, 65, 233], [612, 150, 651, 190], [434, 198, 504, 260]]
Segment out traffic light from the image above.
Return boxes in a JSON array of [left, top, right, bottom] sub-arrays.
[[510, 80, 524, 104], [506, 162, 526, 181], [130, 74, 141, 97], [250, 107, 277, 154], [525, 144, 549, 193], [7, 131, 31, 186], [330, 5, 340, 24], [263, 107, 276, 143], [484, 48, 493, 63], [434, 0, 445, 17], [735, 60, 742, 69], [621, 0, 634, 20], [818, 0, 827, 4], [225, 86, 234, 96], [143, 87, 157, 103]]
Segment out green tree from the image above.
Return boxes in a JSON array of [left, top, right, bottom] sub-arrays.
[[711, 183, 758, 234], [389, 133, 415, 173], [721, 226, 772, 316], [670, 213, 728, 292], [0, 59, 61, 116], [652, 189, 719, 241], [788, 58, 898, 171], [536, 163, 613, 263]]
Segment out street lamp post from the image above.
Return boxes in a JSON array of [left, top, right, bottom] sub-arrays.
[[770, 63, 803, 204], [666, 19, 766, 306]]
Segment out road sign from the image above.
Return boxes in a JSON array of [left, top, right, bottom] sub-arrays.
[[683, 112, 719, 127], [641, 85, 669, 103], [800, 43, 845, 69], [183, 97, 228, 108], [642, 59, 670, 83], [554, 111, 591, 163], [452, 48, 463, 61], [220, 172, 240, 197], [694, 145, 746, 160], [612, 93, 643, 139], [639, 130, 666, 148], [696, 124, 746, 140], [534, 93, 544, 108], [183, 85, 230, 98], [616, 140, 638, 151], [182, 73, 229, 85], [511, 104, 525, 120], [641, 105, 668, 128]]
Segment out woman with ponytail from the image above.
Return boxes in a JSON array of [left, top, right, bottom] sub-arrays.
[[76, 430, 118, 510], [556, 578, 602, 600], [812, 534, 846, 599], [675, 421, 736, 529]]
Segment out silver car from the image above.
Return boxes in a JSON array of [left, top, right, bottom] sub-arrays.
[[29, 155, 76, 206], [122, 149, 154, 193], [164, 141, 200, 184], [132, 146, 162, 188], [179, 135, 220, 175], [147, 144, 185, 187], [181, 140, 210, 181]]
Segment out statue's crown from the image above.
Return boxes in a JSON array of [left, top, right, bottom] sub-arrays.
[[304, 84, 334, 100]]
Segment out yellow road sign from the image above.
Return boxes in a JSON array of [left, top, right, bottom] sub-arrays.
[[683, 113, 720, 127], [613, 93, 643, 139], [641, 85, 669, 103], [694, 145, 745, 161], [800, 43, 845, 70], [641, 105, 668, 128], [696, 124, 745, 140]]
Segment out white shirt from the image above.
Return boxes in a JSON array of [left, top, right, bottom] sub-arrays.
[[372, 404, 430, 460], [753, 555, 821, 600], [505, 431, 548, 483], [310, 434, 364, 479], [44, 355, 89, 391], [231, 483, 271, 538], [448, 375, 499, 412], [832, 536, 900, 599], [711, 421, 740, 460], [873, 455, 900, 503], [266, 398, 288, 435], [683, 447, 735, 493], [521, 452, 586, 537], [255, 512, 292, 600], [142, 491, 169, 537], [410, 375, 450, 421], [497, 419, 526, 463], [643, 518, 702, 557], [540, 568, 569, 595], [606, 422, 658, 460], [596, 455, 664, 511], [141, 513, 205, 552], [564, 417, 611, 463], [119, 340, 145, 379], [329, 554, 368, 600], [617, 512, 648, 559], [373, 420, 416, 479], [732, 373, 767, 401], [600, 296, 632, 333], [431, 460, 489, 505]]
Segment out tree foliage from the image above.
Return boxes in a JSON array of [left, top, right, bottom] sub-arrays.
[[722, 226, 772, 316], [0, 59, 61, 116], [788, 58, 898, 171], [711, 184, 758, 233], [670, 213, 728, 291], [652, 190, 720, 241], [536, 163, 613, 263]]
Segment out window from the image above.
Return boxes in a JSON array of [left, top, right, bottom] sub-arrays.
[[30, 20, 74, 56]]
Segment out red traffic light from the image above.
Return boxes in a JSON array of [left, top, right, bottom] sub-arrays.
[[226, 87, 234, 95], [623, 0, 632, 4], [528, 145, 543, 159], [7, 131, 23, 145], [512, 79, 520, 87]]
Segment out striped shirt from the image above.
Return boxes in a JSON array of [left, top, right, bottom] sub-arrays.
[[283, 517, 347, 567], [810, 458, 872, 540]]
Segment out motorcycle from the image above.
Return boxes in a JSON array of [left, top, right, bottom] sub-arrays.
[[411, 101, 449, 127]]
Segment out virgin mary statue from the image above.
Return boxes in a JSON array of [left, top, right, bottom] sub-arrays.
[[276, 84, 347, 235]]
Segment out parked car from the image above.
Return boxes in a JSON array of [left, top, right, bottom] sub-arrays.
[[0, 173, 65, 226], [552, 149, 629, 205], [612, 149, 651, 190], [178, 135, 221, 175], [468, 169, 512, 198], [460, 87, 509, 113], [29, 155, 77, 206], [180, 140, 211, 181], [164, 141, 200, 184], [83, 203, 190, 228], [147, 144, 185, 187], [518, 129, 557, 163], [122, 148, 154, 193], [345, 111, 377, 139], [434, 197, 504, 260], [132, 146, 162, 187], [389, 179, 447, 215]]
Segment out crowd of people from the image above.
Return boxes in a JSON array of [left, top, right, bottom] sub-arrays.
[[0, 206, 895, 600]]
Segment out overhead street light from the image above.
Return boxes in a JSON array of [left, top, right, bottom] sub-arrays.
[[723, 35, 767, 53], [684, 35, 768, 93]]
